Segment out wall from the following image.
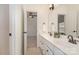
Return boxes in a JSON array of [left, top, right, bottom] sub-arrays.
[[9, 4, 23, 55], [0, 4, 9, 55]]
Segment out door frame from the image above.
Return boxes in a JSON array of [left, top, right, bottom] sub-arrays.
[[23, 10, 27, 55], [23, 10, 38, 54]]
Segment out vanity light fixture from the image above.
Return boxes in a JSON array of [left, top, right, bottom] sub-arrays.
[[49, 4, 54, 10]]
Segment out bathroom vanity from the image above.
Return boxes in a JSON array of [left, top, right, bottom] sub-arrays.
[[39, 33, 65, 55], [39, 33, 79, 55]]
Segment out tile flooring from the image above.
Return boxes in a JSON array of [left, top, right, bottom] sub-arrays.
[[27, 36, 37, 48], [27, 36, 42, 55]]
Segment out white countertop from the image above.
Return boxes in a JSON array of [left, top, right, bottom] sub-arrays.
[[40, 33, 79, 55]]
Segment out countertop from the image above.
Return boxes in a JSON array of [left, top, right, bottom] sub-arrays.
[[40, 33, 79, 55]]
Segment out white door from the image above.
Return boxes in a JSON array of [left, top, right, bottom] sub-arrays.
[[9, 4, 23, 55], [9, 5, 16, 55]]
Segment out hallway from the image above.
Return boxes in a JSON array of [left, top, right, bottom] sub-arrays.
[[27, 36, 42, 55]]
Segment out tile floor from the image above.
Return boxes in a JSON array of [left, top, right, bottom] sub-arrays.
[[27, 36, 42, 55]]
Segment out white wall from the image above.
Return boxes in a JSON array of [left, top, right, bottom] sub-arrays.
[[9, 4, 23, 55], [0, 4, 9, 55]]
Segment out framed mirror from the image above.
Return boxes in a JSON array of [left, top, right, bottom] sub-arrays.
[[58, 14, 65, 35]]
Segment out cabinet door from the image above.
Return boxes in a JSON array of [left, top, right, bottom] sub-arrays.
[[41, 37, 54, 55], [45, 45, 54, 55], [39, 37, 47, 55], [41, 43, 46, 55], [54, 47, 65, 55]]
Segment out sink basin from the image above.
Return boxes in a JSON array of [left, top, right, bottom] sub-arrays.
[[53, 38, 79, 54]]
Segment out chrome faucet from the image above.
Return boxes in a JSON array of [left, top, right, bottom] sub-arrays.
[[67, 35, 77, 44]]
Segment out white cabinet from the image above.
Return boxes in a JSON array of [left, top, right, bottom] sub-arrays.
[[45, 45, 54, 55], [39, 36, 46, 55], [54, 47, 65, 55], [39, 36, 54, 55], [39, 41, 46, 55], [39, 35, 65, 55]]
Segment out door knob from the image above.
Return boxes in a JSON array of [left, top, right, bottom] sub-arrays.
[[9, 33, 12, 36]]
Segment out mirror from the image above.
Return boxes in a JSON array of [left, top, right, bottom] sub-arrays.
[[57, 13, 78, 38], [58, 14, 65, 35]]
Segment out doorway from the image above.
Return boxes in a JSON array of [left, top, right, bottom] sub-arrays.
[[27, 12, 37, 48], [24, 11, 41, 55]]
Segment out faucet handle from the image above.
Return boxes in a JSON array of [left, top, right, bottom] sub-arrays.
[[68, 35, 77, 44], [48, 32, 52, 36]]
